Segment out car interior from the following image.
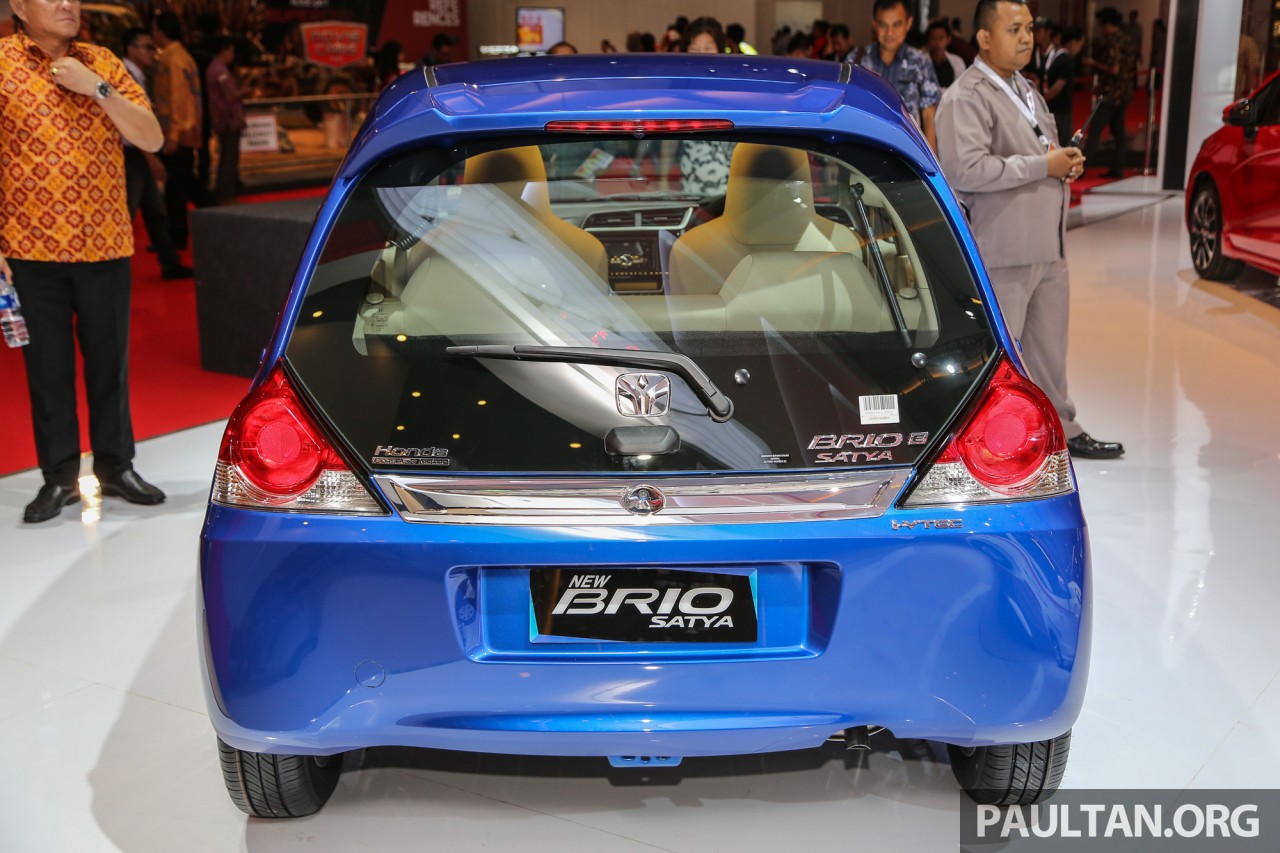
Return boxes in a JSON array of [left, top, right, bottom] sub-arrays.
[[351, 140, 940, 351]]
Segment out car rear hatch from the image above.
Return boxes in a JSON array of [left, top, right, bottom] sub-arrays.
[[209, 132, 1078, 661], [283, 134, 995, 478]]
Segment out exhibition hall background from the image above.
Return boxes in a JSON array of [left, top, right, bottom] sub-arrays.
[[0, 0, 1255, 192], [465, 0, 1242, 193]]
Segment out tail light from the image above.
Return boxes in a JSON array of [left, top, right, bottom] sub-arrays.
[[212, 366, 383, 514], [903, 357, 1075, 506]]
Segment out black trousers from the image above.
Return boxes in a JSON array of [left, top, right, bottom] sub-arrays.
[[10, 258, 135, 487], [1083, 98, 1130, 172], [214, 131, 241, 202], [125, 147, 184, 272], [160, 146, 198, 249], [197, 123, 213, 192]]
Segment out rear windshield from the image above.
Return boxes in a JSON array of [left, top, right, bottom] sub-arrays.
[[286, 136, 997, 474]]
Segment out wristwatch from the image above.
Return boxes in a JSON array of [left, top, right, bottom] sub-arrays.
[[94, 80, 112, 100]]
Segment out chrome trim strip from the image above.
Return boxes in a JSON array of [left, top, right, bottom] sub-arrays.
[[374, 469, 909, 525], [839, 61, 853, 84], [423, 65, 439, 88]]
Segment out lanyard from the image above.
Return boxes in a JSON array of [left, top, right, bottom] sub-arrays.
[[974, 57, 1051, 151]]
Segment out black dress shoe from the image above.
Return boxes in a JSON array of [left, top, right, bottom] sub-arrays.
[[160, 264, 194, 280], [1066, 432, 1125, 460], [98, 470, 166, 505], [23, 484, 80, 524]]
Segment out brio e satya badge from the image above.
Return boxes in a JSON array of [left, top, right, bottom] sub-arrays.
[[616, 373, 671, 417]]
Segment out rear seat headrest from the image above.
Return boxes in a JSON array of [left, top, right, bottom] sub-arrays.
[[724, 143, 816, 247]]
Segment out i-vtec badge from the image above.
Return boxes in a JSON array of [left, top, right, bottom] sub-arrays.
[[891, 519, 963, 530], [552, 574, 738, 630], [617, 373, 671, 417]]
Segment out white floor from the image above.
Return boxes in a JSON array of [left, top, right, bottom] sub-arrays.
[[1, 197, 1278, 851], [1068, 177, 1176, 229]]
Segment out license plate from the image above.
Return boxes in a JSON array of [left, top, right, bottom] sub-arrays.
[[529, 568, 757, 643]]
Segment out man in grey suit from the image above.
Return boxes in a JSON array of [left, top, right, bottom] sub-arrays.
[[936, 0, 1123, 459]]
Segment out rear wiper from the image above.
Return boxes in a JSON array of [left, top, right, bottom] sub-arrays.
[[445, 345, 734, 422]]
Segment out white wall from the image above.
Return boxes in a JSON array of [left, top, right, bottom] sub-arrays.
[[1181, 0, 1243, 183]]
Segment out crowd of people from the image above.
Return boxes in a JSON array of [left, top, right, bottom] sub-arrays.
[[595, 3, 1155, 175], [118, 11, 247, 277]]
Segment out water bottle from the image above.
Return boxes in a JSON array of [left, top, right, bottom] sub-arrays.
[[0, 273, 30, 348]]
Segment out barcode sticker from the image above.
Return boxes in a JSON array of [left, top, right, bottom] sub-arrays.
[[859, 394, 900, 424]]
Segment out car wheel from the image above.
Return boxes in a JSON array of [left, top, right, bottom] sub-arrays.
[[947, 729, 1071, 805], [217, 737, 343, 818], [1189, 182, 1245, 281]]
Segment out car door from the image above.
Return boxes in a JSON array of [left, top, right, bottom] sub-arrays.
[[1225, 76, 1280, 262]]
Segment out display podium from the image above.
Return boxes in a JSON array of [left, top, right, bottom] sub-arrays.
[[191, 198, 322, 377]]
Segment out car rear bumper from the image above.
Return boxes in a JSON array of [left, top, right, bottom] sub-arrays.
[[200, 495, 1091, 757]]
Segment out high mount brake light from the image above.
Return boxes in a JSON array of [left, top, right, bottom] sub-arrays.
[[213, 366, 382, 513], [904, 358, 1074, 506], [545, 119, 735, 135]]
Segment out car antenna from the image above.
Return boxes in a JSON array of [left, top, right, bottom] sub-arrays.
[[1070, 96, 1105, 149]]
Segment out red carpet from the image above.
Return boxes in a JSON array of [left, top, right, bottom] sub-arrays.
[[0, 229, 236, 477], [0, 186, 331, 478], [1070, 173, 1121, 206], [236, 185, 328, 205], [1064, 85, 1161, 205]]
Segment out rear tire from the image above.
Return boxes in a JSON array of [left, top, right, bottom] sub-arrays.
[[1188, 181, 1245, 281], [217, 737, 343, 818], [947, 730, 1071, 805]]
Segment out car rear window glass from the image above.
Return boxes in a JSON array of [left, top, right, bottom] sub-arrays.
[[286, 136, 996, 474]]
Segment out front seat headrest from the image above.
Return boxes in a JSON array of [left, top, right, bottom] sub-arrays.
[[463, 147, 549, 201], [723, 143, 816, 246]]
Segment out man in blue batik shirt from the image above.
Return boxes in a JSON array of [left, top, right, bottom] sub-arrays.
[[860, 0, 942, 152]]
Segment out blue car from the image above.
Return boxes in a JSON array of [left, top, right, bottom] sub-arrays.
[[200, 54, 1089, 817]]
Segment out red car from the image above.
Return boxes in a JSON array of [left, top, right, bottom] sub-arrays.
[[1187, 72, 1280, 280]]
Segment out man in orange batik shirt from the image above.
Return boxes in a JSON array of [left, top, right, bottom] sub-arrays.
[[0, 0, 169, 522]]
